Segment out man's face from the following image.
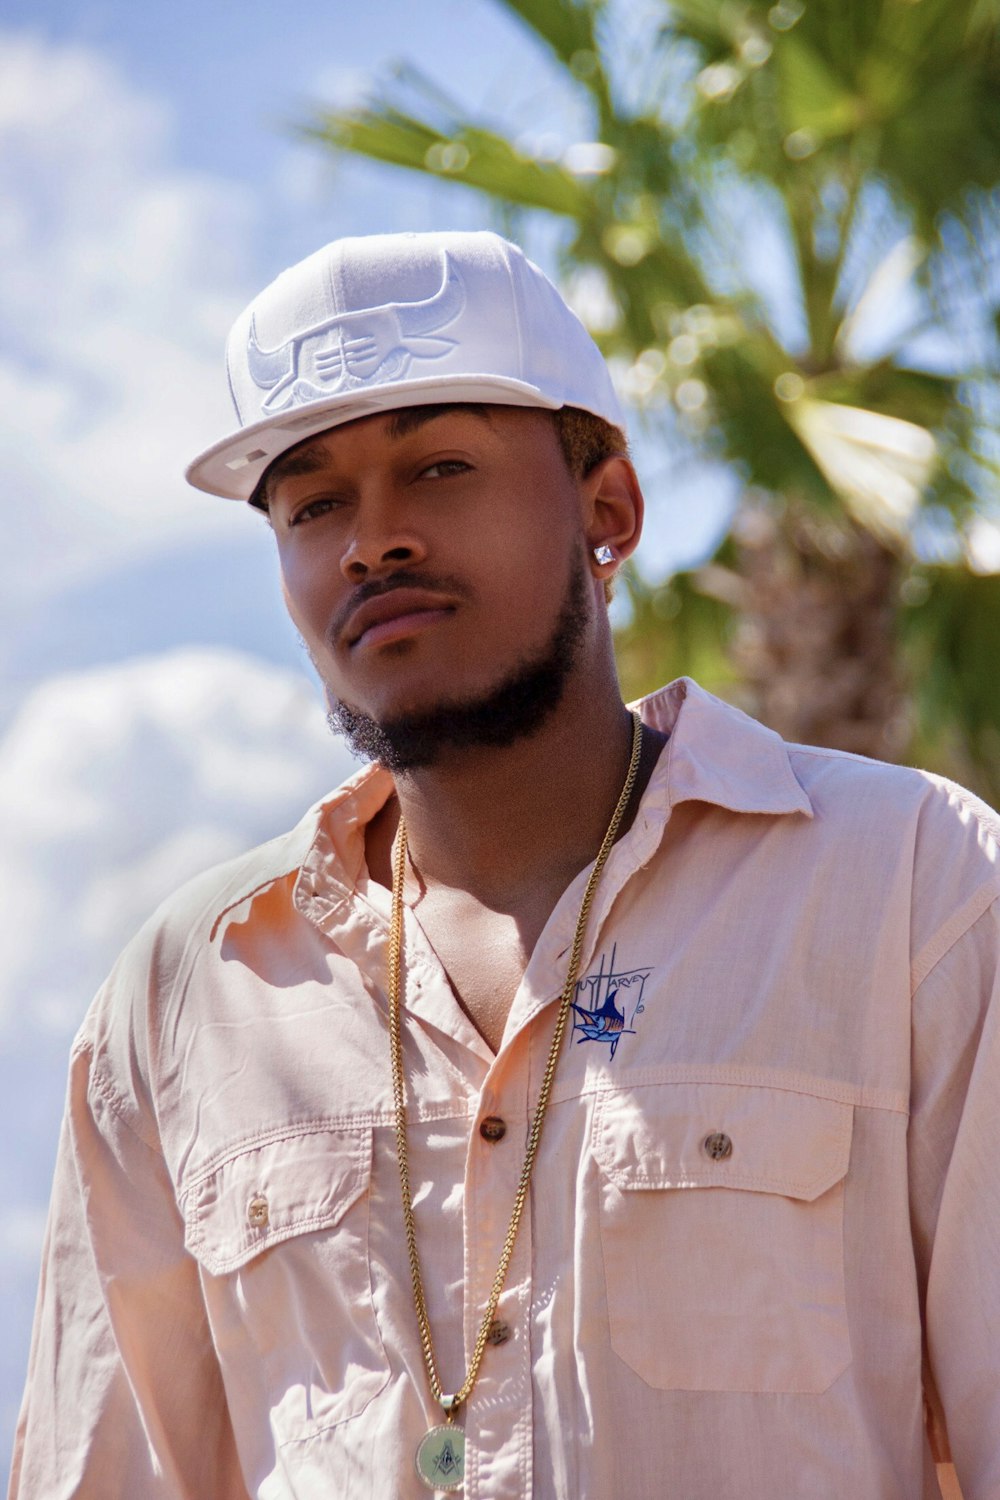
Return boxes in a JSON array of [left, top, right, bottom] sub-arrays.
[[267, 405, 600, 765]]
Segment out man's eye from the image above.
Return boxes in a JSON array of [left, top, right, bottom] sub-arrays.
[[419, 459, 471, 479], [289, 497, 338, 526]]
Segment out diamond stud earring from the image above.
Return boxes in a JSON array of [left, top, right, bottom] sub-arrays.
[[593, 544, 615, 565]]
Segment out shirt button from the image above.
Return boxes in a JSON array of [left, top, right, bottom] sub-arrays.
[[479, 1116, 507, 1143], [486, 1319, 511, 1346], [247, 1195, 270, 1228], [704, 1132, 733, 1161]]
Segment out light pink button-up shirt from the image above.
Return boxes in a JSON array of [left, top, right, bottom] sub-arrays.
[[10, 679, 999, 1499]]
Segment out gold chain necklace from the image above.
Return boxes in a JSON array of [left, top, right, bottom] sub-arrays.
[[388, 710, 644, 1492]]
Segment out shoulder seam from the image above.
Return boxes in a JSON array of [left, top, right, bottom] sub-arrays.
[[786, 742, 925, 775], [911, 880, 1000, 994], [87, 1056, 163, 1156]]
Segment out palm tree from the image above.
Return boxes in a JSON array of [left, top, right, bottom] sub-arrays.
[[300, 0, 1000, 797]]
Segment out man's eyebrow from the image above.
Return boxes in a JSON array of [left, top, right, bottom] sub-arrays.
[[258, 447, 330, 511], [258, 404, 495, 512], [385, 403, 495, 440]]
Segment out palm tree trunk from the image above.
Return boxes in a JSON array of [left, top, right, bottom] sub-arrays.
[[700, 498, 909, 761]]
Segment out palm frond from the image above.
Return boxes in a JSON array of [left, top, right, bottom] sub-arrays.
[[298, 0, 1000, 776], [300, 105, 593, 218]]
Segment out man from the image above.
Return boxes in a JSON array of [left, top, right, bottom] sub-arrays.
[[9, 230, 998, 1499]]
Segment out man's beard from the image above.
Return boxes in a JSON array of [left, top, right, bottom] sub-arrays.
[[326, 550, 591, 773]]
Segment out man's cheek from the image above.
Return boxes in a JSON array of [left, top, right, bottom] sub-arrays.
[[279, 567, 326, 650]]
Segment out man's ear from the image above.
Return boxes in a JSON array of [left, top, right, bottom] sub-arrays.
[[581, 454, 644, 582]]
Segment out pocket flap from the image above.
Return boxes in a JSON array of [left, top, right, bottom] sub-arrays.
[[593, 1081, 852, 1202], [183, 1128, 369, 1275]]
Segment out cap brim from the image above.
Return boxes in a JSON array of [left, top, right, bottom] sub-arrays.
[[185, 374, 564, 501]]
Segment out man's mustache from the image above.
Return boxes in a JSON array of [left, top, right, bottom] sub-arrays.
[[327, 569, 474, 648]]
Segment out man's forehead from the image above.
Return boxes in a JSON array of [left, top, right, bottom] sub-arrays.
[[259, 402, 526, 506]]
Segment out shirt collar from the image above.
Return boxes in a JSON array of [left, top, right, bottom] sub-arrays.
[[206, 759, 394, 938], [208, 677, 812, 931], [634, 677, 813, 820]]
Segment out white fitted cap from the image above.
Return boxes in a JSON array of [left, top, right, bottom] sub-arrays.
[[186, 229, 625, 501]]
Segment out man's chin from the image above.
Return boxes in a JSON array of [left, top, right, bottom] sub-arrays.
[[325, 683, 557, 774], [324, 548, 590, 775]]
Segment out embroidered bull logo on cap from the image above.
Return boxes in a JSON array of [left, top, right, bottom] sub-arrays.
[[246, 252, 466, 413]]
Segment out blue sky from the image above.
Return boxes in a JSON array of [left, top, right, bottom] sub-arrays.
[[0, 0, 731, 724], [0, 1, 737, 1469]]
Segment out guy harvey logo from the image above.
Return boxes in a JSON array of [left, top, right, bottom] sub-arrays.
[[571, 944, 653, 1061], [246, 252, 465, 413]]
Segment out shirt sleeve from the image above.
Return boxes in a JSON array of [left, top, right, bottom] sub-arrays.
[[8, 1036, 251, 1500], [909, 897, 1000, 1500]]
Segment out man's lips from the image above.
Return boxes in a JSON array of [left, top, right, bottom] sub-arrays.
[[342, 587, 457, 649]]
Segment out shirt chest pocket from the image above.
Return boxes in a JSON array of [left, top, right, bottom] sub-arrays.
[[592, 1081, 854, 1394], [182, 1127, 388, 1445]]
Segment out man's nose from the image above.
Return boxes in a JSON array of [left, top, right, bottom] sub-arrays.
[[339, 507, 428, 582]]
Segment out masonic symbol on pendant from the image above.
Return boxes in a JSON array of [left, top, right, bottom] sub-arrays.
[[415, 1424, 466, 1492]]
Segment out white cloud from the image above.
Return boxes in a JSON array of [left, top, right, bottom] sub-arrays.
[[0, 647, 357, 1039], [0, 30, 259, 608], [0, 645, 362, 1466]]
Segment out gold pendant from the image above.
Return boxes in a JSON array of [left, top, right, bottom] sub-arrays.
[[415, 1423, 465, 1492]]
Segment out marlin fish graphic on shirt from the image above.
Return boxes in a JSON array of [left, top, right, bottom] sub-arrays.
[[571, 944, 653, 1061]]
